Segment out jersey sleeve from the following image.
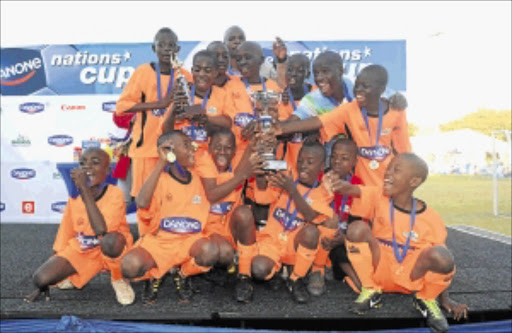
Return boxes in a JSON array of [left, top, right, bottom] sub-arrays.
[[391, 110, 412, 154], [116, 66, 145, 114], [309, 187, 335, 224], [103, 186, 127, 233], [349, 185, 380, 220], [319, 105, 347, 141], [53, 199, 75, 252]]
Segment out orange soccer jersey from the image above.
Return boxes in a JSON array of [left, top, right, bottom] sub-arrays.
[[319, 100, 411, 187], [224, 77, 287, 168], [135, 169, 210, 278], [255, 182, 334, 266], [53, 185, 133, 288], [348, 186, 450, 298], [204, 169, 244, 245]]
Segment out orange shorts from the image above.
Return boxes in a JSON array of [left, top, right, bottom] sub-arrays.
[[204, 216, 235, 247], [373, 244, 426, 293], [56, 239, 131, 289], [135, 232, 205, 279], [256, 227, 302, 277], [130, 157, 159, 197]]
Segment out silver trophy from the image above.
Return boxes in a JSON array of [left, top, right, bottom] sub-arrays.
[[250, 90, 287, 171]]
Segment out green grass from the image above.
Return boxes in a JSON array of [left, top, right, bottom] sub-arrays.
[[415, 175, 512, 236]]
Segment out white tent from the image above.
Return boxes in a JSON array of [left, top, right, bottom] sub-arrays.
[[411, 129, 511, 175]]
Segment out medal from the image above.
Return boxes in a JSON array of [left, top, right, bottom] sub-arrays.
[[369, 160, 380, 170], [279, 232, 288, 242]]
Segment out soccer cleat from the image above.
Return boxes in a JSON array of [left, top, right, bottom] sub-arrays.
[[267, 274, 284, 292], [349, 287, 382, 314], [307, 270, 326, 296], [235, 275, 254, 303], [287, 278, 310, 304], [174, 273, 194, 303], [142, 278, 162, 305], [56, 279, 75, 290], [414, 296, 449, 333], [111, 279, 135, 306]]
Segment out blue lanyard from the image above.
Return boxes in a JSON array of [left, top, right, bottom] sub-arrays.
[[155, 62, 174, 116], [361, 100, 383, 147], [389, 198, 417, 264], [326, 96, 340, 107], [344, 81, 353, 102], [283, 180, 318, 231], [287, 84, 308, 111], [189, 85, 210, 110], [228, 64, 240, 76]]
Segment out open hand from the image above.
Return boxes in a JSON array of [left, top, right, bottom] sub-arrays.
[[273, 37, 287, 61]]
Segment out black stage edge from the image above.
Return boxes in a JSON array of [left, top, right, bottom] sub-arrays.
[[1, 224, 511, 331]]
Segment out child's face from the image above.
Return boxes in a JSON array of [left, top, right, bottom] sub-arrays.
[[354, 72, 385, 108], [383, 156, 415, 197], [79, 150, 109, 186], [297, 147, 324, 186], [286, 58, 308, 89], [313, 58, 342, 97], [225, 27, 245, 58], [209, 134, 235, 171], [153, 32, 179, 65], [162, 135, 195, 168], [192, 56, 217, 93], [236, 44, 262, 80], [208, 44, 230, 75], [330, 143, 357, 178]]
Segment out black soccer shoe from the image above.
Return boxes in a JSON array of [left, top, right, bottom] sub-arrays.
[[174, 273, 194, 303], [287, 277, 310, 304], [413, 296, 449, 333], [235, 275, 254, 303], [142, 278, 162, 305], [348, 287, 382, 315]]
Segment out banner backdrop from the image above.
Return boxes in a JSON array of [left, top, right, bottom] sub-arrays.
[[0, 40, 406, 223]]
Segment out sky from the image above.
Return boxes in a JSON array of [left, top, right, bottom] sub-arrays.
[[1, 1, 511, 128]]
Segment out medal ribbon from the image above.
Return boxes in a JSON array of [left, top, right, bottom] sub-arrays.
[[282, 180, 318, 231], [155, 62, 175, 116], [361, 100, 384, 148], [389, 198, 417, 263]]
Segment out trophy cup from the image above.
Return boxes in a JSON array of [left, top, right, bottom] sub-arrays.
[[250, 90, 287, 171]]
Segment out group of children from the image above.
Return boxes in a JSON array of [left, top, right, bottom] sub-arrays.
[[25, 26, 470, 333]]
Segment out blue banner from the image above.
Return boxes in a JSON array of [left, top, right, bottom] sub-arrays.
[[1, 41, 406, 96]]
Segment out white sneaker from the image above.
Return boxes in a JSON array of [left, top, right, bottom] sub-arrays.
[[56, 279, 75, 290], [111, 279, 135, 305]]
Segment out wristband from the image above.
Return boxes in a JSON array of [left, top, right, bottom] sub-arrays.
[[276, 55, 287, 64]]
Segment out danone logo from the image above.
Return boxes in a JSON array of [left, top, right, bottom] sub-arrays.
[[160, 217, 202, 234], [48, 135, 73, 147], [11, 168, 36, 180], [19, 102, 45, 114], [51, 201, 67, 213], [0, 48, 47, 95], [102, 101, 116, 112]]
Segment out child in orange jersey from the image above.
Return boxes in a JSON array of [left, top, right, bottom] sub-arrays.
[[307, 138, 363, 296], [277, 64, 411, 187], [232, 140, 334, 304], [115, 27, 192, 202], [336, 153, 467, 333], [25, 148, 135, 305], [121, 131, 218, 304]]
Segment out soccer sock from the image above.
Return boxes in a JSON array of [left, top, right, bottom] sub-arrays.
[[181, 258, 211, 277], [237, 242, 257, 276], [417, 269, 455, 300], [290, 245, 317, 281], [104, 255, 123, 281], [345, 240, 378, 290], [312, 226, 337, 274]]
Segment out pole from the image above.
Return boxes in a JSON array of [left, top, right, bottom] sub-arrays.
[[492, 130, 498, 216]]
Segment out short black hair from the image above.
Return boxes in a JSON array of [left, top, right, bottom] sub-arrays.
[[157, 130, 187, 147], [299, 138, 326, 162], [82, 147, 110, 165], [331, 137, 358, 157], [193, 50, 218, 68], [154, 27, 178, 42], [314, 51, 343, 70], [401, 153, 429, 183], [359, 64, 388, 87]]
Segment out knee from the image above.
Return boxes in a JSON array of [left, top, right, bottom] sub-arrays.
[[251, 256, 274, 280], [298, 224, 319, 249], [121, 252, 145, 279], [346, 220, 371, 243], [32, 271, 50, 289], [218, 242, 234, 265], [429, 246, 455, 274], [100, 232, 126, 258], [322, 216, 339, 229], [194, 240, 219, 267]]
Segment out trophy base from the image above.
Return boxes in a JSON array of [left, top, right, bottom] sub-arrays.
[[263, 159, 287, 171]]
